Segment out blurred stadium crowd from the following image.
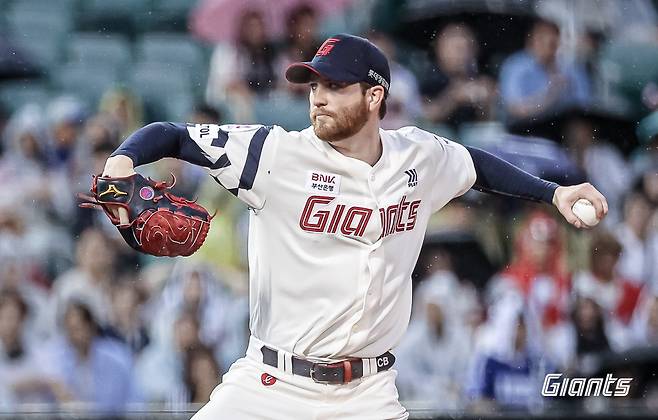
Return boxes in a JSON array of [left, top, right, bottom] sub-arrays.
[[0, 0, 658, 416]]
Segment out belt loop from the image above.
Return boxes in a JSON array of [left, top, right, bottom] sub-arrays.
[[343, 360, 352, 383], [362, 358, 371, 376], [284, 352, 294, 374], [277, 348, 285, 372]]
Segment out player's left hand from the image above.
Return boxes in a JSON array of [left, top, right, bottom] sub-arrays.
[[552, 182, 608, 229]]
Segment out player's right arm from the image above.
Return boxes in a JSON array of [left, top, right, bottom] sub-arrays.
[[103, 122, 280, 213]]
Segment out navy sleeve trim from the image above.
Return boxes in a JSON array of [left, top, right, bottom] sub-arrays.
[[466, 146, 559, 204], [238, 125, 271, 191]]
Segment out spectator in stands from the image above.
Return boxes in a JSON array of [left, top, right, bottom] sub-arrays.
[[634, 111, 658, 177], [546, 297, 611, 375], [135, 309, 203, 406], [0, 104, 75, 225], [98, 87, 144, 141], [232, 9, 278, 93], [43, 300, 137, 413], [499, 17, 591, 122], [281, 3, 321, 63], [188, 103, 222, 125], [0, 289, 53, 408], [396, 270, 472, 410], [487, 211, 570, 330], [638, 167, 658, 208], [206, 9, 277, 121], [467, 295, 546, 412], [573, 231, 642, 327], [150, 263, 248, 372], [106, 277, 150, 355], [369, 31, 423, 129], [614, 190, 657, 285], [0, 259, 51, 340], [420, 23, 496, 128], [183, 344, 222, 404], [274, 4, 322, 98], [630, 287, 658, 346], [46, 96, 86, 171], [50, 228, 117, 331], [563, 116, 631, 224]]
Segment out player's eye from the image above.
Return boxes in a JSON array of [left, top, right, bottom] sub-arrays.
[[328, 82, 342, 90], [309, 82, 318, 91]]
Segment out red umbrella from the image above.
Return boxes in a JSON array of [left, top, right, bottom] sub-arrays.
[[190, 0, 354, 43]]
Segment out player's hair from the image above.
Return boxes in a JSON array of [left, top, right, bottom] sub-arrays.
[[359, 82, 387, 120]]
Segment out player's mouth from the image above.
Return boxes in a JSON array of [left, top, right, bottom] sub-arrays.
[[312, 110, 334, 119]]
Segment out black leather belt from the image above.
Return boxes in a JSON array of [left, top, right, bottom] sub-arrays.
[[260, 346, 395, 384]]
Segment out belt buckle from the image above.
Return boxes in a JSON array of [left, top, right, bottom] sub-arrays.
[[309, 362, 343, 384]]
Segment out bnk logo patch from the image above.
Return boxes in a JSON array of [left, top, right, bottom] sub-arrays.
[[306, 171, 341, 196]]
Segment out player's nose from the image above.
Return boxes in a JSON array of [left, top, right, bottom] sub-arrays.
[[311, 86, 328, 107]]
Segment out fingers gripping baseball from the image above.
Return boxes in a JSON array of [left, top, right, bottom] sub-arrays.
[[552, 183, 608, 228]]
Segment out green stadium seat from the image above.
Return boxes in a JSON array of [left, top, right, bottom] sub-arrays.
[[7, 8, 72, 37], [457, 121, 506, 147], [52, 63, 119, 106], [164, 93, 195, 122], [80, 0, 151, 16], [253, 92, 310, 131], [77, 0, 152, 39], [136, 33, 206, 92], [130, 61, 193, 121], [142, 0, 194, 32], [415, 121, 457, 142], [9, 31, 63, 69], [0, 81, 51, 112], [67, 33, 132, 73], [599, 41, 658, 118]]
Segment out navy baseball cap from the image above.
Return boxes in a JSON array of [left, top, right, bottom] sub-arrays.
[[285, 34, 390, 97]]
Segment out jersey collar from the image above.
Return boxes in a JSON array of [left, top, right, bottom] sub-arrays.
[[305, 126, 389, 172]]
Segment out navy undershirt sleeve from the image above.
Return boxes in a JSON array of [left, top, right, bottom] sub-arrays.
[[110, 122, 217, 168], [466, 146, 559, 204], [111, 122, 185, 165]]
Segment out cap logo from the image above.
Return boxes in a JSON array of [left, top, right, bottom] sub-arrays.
[[316, 38, 340, 57]]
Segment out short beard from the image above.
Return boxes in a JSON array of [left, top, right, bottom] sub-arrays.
[[311, 97, 369, 142]]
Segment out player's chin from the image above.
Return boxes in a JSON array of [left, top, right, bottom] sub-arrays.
[[312, 122, 337, 142]]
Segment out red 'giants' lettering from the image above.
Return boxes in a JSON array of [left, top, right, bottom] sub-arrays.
[[299, 196, 421, 238]]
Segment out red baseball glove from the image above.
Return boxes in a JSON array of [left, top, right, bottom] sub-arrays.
[[78, 173, 213, 257]]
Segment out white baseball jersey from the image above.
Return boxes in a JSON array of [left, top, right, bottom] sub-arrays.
[[184, 123, 476, 361]]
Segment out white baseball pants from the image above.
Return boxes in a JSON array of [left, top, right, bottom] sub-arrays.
[[190, 336, 408, 420]]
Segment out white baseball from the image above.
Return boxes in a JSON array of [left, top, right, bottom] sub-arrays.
[[571, 198, 599, 227]]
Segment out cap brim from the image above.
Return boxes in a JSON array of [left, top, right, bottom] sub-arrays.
[[285, 61, 362, 85], [285, 62, 324, 84]]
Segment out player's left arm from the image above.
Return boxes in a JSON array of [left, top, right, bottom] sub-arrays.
[[465, 146, 608, 229]]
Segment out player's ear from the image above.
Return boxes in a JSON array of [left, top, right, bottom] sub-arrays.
[[368, 86, 385, 110]]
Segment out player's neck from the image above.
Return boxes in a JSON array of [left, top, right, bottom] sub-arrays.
[[328, 120, 382, 166]]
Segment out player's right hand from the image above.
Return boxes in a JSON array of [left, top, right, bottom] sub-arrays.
[[101, 155, 136, 225], [552, 182, 608, 229]]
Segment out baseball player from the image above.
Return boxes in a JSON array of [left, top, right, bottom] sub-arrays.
[[100, 34, 607, 419]]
